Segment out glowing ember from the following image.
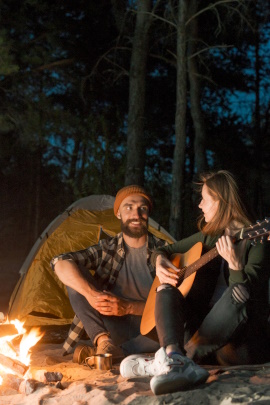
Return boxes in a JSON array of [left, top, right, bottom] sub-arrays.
[[0, 319, 44, 384]]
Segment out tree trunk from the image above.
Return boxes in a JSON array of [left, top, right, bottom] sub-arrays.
[[33, 145, 41, 241], [187, 0, 207, 174], [253, 9, 263, 218], [125, 0, 152, 185], [169, 0, 188, 239], [69, 137, 81, 181]]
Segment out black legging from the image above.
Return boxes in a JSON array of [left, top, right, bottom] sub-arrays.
[[154, 283, 270, 365]]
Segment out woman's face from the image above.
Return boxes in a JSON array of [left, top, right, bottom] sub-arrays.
[[199, 184, 219, 223]]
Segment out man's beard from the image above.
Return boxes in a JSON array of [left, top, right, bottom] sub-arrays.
[[121, 218, 148, 238]]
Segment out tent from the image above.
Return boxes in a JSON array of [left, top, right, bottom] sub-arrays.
[[8, 195, 175, 326]]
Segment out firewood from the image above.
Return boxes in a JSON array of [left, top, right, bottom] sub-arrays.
[[0, 353, 28, 377], [19, 379, 41, 395], [44, 371, 63, 382], [0, 373, 23, 390], [0, 340, 18, 358], [55, 381, 65, 390], [30, 369, 63, 383]]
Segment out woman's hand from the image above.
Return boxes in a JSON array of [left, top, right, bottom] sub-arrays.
[[216, 235, 246, 270], [155, 254, 179, 286]]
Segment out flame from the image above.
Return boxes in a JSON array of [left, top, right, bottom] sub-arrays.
[[0, 319, 44, 384], [10, 319, 27, 335], [19, 328, 44, 366]]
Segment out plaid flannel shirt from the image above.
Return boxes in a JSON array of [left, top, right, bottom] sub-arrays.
[[51, 232, 168, 354]]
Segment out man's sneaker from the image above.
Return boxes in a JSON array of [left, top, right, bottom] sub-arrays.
[[120, 354, 156, 377], [73, 344, 96, 364], [150, 350, 209, 395], [96, 340, 125, 364]]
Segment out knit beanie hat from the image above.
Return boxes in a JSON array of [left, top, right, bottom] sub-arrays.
[[114, 185, 153, 216]]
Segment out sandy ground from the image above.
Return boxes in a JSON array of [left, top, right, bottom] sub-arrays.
[[0, 335, 270, 405]]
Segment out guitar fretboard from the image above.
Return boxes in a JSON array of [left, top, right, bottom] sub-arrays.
[[179, 247, 219, 280]]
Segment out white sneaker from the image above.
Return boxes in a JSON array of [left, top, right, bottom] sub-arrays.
[[120, 348, 170, 378], [120, 354, 156, 377], [150, 351, 209, 395]]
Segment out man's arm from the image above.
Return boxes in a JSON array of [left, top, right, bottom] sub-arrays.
[[54, 259, 101, 310]]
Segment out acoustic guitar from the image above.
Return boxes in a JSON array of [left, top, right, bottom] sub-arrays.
[[140, 218, 270, 336]]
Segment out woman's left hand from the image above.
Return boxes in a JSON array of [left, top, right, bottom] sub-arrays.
[[216, 235, 246, 270]]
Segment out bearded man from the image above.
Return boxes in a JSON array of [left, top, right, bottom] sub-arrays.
[[51, 185, 167, 363]]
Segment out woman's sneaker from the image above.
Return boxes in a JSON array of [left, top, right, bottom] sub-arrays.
[[150, 351, 209, 395], [120, 347, 169, 378], [120, 354, 156, 377]]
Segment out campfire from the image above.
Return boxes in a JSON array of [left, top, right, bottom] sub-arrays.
[[0, 318, 42, 377], [0, 317, 63, 395]]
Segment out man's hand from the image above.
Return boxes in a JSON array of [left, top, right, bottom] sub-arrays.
[[94, 291, 145, 316], [94, 291, 130, 316], [216, 235, 246, 270], [84, 288, 103, 311], [155, 254, 179, 286]]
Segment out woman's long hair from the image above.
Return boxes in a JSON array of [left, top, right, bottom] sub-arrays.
[[197, 170, 252, 235]]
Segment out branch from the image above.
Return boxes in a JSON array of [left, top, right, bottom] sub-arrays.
[[188, 44, 233, 60], [148, 43, 233, 68], [148, 51, 177, 67], [89, 46, 131, 78], [130, 9, 177, 29], [185, 0, 241, 26], [185, 0, 253, 34], [34, 58, 74, 71]]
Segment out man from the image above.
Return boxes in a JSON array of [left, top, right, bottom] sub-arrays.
[[51, 185, 167, 364]]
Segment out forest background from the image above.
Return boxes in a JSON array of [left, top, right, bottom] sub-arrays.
[[1, 0, 270, 310]]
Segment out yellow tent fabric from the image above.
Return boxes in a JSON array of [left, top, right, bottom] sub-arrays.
[[8, 195, 175, 326]]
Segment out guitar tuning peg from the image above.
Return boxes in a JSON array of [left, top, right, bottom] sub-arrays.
[[260, 235, 269, 244]]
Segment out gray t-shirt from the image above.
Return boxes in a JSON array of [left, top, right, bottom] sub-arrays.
[[111, 242, 153, 302]]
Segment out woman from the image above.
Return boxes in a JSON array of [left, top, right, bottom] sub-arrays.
[[120, 170, 270, 395]]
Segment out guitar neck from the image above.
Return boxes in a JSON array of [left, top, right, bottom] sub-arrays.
[[182, 247, 219, 280]]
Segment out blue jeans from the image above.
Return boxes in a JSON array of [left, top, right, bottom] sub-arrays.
[[154, 283, 268, 364], [67, 268, 160, 355]]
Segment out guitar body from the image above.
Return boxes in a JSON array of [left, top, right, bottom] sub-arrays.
[[140, 242, 203, 336]]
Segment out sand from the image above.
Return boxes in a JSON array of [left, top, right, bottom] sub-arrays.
[[0, 337, 270, 405]]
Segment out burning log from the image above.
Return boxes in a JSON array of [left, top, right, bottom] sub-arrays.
[[0, 340, 18, 358], [0, 353, 29, 377], [0, 373, 23, 391]]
